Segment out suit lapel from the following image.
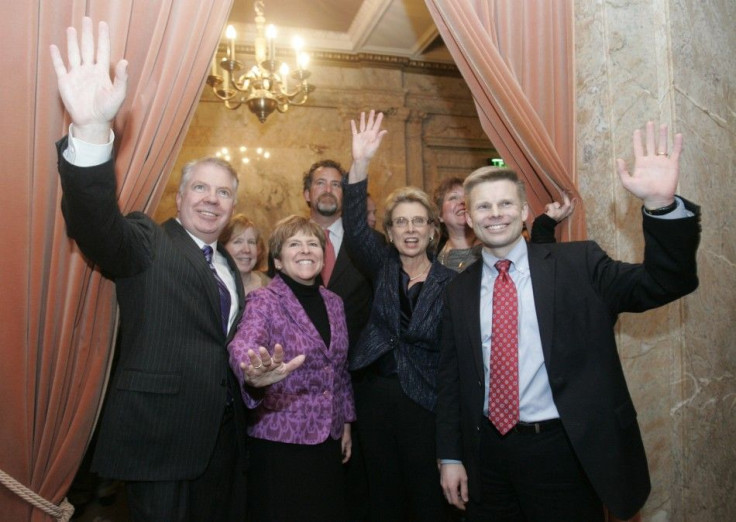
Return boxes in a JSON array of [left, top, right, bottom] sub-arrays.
[[218, 243, 245, 340], [527, 243, 555, 365], [164, 220, 222, 328], [463, 261, 485, 381], [327, 244, 349, 289]]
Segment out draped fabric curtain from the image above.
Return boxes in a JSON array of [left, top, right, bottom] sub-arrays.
[[0, 1, 232, 519], [425, 6, 641, 521], [425, 0, 585, 241]]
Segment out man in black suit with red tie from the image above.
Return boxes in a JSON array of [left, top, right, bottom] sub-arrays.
[[436, 122, 700, 521], [51, 18, 302, 521]]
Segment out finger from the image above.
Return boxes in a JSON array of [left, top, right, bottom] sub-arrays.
[[80, 17, 94, 65], [351, 119, 357, 135], [670, 132, 683, 162], [280, 353, 306, 374], [373, 111, 384, 131], [96, 21, 111, 72], [246, 349, 264, 369], [112, 59, 129, 100], [645, 121, 656, 156], [460, 480, 469, 503], [270, 343, 284, 364], [632, 128, 644, 159], [561, 192, 571, 208], [367, 109, 375, 129], [66, 26, 81, 67], [257, 346, 273, 364], [657, 123, 669, 155], [49, 45, 67, 77], [360, 111, 366, 132]]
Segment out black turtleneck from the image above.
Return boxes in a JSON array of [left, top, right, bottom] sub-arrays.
[[278, 272, 331, 347]]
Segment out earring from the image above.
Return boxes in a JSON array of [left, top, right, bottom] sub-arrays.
[[429, 236, 434, 241]]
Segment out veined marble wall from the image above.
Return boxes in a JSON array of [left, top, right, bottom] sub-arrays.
[[575, 0, 735, 520], [154, 61, 497, 238]]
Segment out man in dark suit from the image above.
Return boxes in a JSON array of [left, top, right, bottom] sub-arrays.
[[302, 159, 376, 520], [51, 18, 301, 521], [436, 122, 700, 521]]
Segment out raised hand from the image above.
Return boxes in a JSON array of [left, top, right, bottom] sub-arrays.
[[348, 110, 388, 182], [544, 191, 576, 222], [240, 343, 306, 387], [50, 17, 128, 143], [616, 121, 683, 210]]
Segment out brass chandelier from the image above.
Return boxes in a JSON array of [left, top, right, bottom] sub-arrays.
[[207, 1, 315, 123]]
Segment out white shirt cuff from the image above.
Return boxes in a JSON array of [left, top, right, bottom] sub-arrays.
[[61, 124, 114, 167]]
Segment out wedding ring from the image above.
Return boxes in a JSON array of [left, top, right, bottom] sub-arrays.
[[657, 152, 668, 156], [253, 362, 263, 369]]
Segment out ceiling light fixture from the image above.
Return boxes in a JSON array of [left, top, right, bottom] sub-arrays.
[[207, 0, 315, 123]]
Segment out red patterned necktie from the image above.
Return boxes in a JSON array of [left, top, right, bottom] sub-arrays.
[[489, 259, 519, 435], [321, 229, 336, 285]]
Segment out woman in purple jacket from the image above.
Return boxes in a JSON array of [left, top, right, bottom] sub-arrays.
[[229, 215, 356, 521]]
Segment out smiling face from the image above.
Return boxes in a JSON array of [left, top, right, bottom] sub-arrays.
[[176, 163, 236, 244], [225, 226, 259, 276], [440, 184, 467, 232], [466, 179, 528, 258], [274, 231, 324, 285], [387, 201, 433, 259], [304, 166, 343, 218]]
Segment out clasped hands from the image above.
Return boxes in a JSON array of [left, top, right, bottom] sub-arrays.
[[240, 343, 305, 387]]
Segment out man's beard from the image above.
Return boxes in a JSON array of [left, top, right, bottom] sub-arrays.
[[316, 194, 339, 216]]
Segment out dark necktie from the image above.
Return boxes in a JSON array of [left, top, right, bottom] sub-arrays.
[[321, 229, 336, 285], [489, 259, 519, 435], [202, 245, 231, 334]]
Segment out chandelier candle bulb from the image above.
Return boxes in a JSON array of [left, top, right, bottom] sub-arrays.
[[266, 25, 276, 61], [226, 25, 236, 60]]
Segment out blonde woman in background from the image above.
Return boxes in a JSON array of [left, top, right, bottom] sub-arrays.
[[220, 214, 271, 295]]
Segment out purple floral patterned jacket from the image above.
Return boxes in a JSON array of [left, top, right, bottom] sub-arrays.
[[228, 274, 356, 444]]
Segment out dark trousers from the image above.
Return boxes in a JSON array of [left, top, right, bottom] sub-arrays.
[[356, 373, 447, 522], [467, 417, 603, 522], [247, 436, 347, 521], [125, 405, 246, 522]]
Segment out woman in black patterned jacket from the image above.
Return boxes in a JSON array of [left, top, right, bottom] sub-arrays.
[[342, 110, 455, 521]]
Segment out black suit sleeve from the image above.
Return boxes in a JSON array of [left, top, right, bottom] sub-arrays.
[[57, 137, 154, 278], [435, 290, 465, 461], [530, 213, 557, 243]]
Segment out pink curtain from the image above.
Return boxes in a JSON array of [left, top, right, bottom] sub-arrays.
[[425, 0, 585, 241], [0, 1, 232, 520]]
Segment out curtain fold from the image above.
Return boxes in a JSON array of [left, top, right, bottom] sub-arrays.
[[425, 0, 585, 241], [0, 1, 232, 519]]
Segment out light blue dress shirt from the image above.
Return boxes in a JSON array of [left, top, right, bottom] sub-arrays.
[[480, 238, 560, 422]]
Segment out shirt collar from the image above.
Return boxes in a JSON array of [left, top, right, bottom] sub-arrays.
[[481, 237, 529, 275]]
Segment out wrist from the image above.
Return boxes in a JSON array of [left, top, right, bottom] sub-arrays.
[[70, 122, 113, 145], [643, 199, 677, 216]]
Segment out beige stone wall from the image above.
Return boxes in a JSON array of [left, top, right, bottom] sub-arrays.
[[575, 0, 735, 520], [153, 61, 496, 238]]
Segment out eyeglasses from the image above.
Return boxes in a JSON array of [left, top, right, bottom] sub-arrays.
[[391, 216, 431, 228]]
